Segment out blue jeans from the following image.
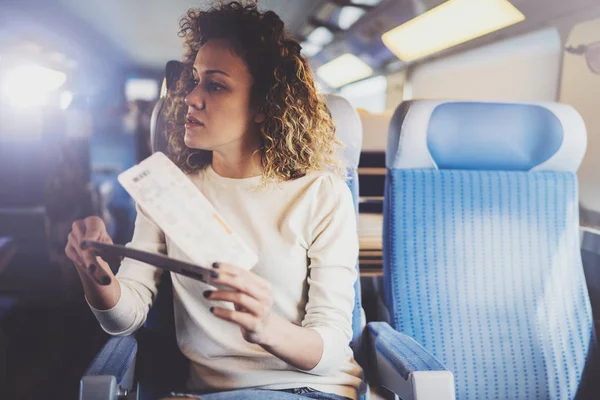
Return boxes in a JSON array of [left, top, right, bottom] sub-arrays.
[[168, 387, 352, 399]]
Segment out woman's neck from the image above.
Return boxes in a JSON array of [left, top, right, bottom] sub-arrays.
[[211, 150, 263, 179]]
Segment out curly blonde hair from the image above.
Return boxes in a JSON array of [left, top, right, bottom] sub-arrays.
[[164, 1, 343, 182]]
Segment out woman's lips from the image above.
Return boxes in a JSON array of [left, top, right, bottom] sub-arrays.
[[185, 115, 204, 129], [185, 121, 204, 129]]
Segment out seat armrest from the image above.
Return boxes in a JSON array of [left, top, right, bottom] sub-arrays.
[[81, 335, 138, 400], [80, 376, 126, 400], [365, 322, 455, 400]]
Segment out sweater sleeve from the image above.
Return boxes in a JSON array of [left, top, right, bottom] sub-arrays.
[[88, 204, 165, 336], [301, 175, 359, 375]]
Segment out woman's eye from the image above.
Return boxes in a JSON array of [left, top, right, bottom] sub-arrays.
[[208, 82, 225, 92]]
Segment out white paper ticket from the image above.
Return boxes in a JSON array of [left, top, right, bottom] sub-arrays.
[[118, 152, 258, 271]]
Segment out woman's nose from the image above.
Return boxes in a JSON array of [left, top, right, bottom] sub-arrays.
[[184, 86, 205, 110]]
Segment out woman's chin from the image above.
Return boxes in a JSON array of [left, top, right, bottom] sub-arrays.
[[184, 132, 205, 149]]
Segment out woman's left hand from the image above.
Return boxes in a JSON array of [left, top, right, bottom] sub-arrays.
[[205, 262, 275, 346]]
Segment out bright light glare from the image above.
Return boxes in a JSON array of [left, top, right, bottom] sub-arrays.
[[125, 78, 159, 101], [382, 0, 525, 62], [317, 53, 373, 88], [60, 91, 73, 110], [301, 41, 323, 57], [306, 27, 335, 47], [2, 64, 67, 107], [338, 7, 366, 29]]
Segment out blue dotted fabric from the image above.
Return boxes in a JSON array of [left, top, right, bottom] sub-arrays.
[[368, 321, 446, 380], [347, 169, 363, 351], [347, 168, 368, 400], [383, 169, 593, 399], [85, 335, 138, 382]]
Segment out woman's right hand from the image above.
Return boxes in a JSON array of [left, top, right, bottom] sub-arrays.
[[65, 216, 115, 286]]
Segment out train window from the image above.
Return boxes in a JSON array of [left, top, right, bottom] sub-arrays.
[[560, 17, 600, 216], [339, 75, 387, 113]]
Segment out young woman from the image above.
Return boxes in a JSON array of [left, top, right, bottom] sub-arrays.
[[65, 2, 362, 399]]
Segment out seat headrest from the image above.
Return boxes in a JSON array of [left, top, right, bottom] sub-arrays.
[[324, 94, 363, 169], [387, 100, 587, 172], [151, 61, 185, 154], [150, 97, 167, 153]]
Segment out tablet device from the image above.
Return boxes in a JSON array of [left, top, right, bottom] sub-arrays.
[[81, 240, 214, 284]]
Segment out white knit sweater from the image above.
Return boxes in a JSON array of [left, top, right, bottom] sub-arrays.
[[89, 166, 363, 399]]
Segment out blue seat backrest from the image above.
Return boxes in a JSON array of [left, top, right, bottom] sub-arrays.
[[384, 100, 594, 399]]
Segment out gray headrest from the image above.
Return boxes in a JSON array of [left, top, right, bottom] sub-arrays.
[[324, 94, 363, 169]]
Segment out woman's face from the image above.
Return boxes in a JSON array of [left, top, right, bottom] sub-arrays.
[[184, 39, 264, 153]]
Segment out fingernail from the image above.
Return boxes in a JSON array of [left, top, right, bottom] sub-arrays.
[[100, 276, 111, 285], [211, 271, 219, 279], [203, 290, 212, 298], [212, 262, 220, 269], [88, 264, 96, 274], [210, 306, 215, 313]]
